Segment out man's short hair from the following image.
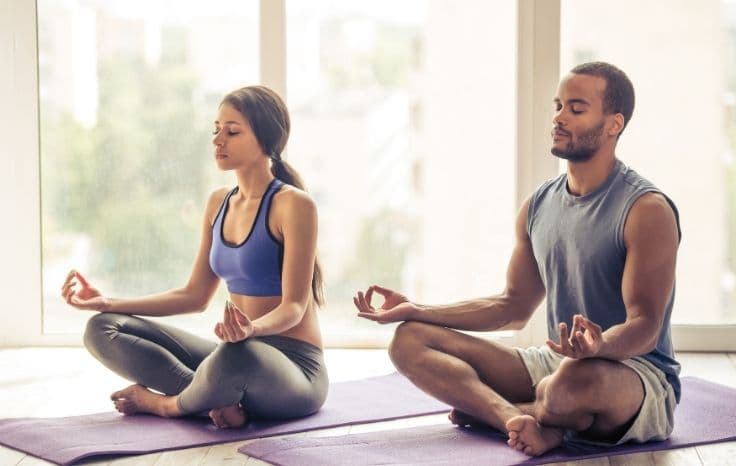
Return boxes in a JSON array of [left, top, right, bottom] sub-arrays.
[[571, 62, 635, 136]]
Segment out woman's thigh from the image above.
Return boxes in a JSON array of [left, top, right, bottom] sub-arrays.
[[84, 312, 216, 370]]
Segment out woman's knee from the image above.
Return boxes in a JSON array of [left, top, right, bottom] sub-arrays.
[[203, 341, 265, 380], [83, 312, 124, 354]]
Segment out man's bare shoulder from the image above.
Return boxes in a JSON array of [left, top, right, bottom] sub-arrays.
[[624, 192, 679, 247]]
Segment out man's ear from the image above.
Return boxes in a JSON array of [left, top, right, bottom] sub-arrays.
[[608, 113, 625, 137]]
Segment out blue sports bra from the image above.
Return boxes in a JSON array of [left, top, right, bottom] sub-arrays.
[[209, 179, 284, 296]]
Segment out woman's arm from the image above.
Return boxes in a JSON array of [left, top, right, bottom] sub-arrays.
[[62, 188, 226, 316], [249, 188, 318, 336]]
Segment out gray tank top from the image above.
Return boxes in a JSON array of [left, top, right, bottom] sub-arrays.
[[527, 159, 682, 401]]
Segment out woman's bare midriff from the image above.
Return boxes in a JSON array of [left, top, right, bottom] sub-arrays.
[[229, 294, 322, 349]]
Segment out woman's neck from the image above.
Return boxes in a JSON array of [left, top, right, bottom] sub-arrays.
[[233, 166, 275, 200]]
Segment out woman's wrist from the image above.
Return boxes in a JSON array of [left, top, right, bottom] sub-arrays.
[[99, 297, 113, 312]]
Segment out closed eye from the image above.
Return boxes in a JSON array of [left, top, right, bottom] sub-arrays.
[[212, 129, 241, 136]]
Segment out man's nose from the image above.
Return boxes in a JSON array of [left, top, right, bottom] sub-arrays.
[[552, 110, 566, 127]]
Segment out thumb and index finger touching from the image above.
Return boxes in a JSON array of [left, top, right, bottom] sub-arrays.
[[227, 301, 251, 325], [67, 269, 91, 288], [75, 270, 91, 288], [365, 284, 395, 307]]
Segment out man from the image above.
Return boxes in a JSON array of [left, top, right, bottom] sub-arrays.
[[353, 62, 680, 456]]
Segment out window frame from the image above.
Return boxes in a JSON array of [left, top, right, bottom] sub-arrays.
[[2, 0, 728, 350]]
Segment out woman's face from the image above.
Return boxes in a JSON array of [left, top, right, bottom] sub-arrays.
[[212, 103, 265, 170]]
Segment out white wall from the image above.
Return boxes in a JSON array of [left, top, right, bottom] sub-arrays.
[[0, 0, 45, 345]]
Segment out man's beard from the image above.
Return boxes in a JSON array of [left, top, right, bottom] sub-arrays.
[[551, 121, 605, 162]]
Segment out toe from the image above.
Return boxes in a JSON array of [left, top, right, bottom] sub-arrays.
[[209, 410, 224, 428]]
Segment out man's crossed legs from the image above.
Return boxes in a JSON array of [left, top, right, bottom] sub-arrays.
[[389, 321, 648, 456]]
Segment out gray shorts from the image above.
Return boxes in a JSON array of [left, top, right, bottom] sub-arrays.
[[515, 345, 676, 445]]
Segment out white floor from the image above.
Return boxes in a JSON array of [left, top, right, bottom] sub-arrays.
[[0, 349, 735, 465]]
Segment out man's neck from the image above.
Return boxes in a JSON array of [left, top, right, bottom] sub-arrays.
[[565, 152, 617, 197]]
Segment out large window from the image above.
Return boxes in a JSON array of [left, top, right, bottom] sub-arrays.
[[561, 0, 735, 326], [39, 0, 258, 334], [285, 0, 517, 343], [11, 0, 732, 348], [37, 0, 518, 345]]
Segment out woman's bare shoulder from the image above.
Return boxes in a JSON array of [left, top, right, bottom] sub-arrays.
[[205, 186, 233, 224], [273, 184, 317, 215]]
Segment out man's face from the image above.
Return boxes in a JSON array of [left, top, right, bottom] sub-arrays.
[[551, 74, 609, 162]]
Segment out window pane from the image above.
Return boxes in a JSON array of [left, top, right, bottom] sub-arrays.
[[561, 0, 733, 324], [286, 0, 518, 343], [40, 0, 518, 345], [39, 0, 259, 334]]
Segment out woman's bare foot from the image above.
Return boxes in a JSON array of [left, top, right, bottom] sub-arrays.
[[505, 414, 564, 456], [110, 384, 179, 417], [209, 405, 248, 429], [448, 409, 488, 428]]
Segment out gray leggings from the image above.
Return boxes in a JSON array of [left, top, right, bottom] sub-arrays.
[[83, 312, 329, 419]]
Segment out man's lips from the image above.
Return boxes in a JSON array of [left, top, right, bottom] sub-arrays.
[[552, 130, 570, 139]]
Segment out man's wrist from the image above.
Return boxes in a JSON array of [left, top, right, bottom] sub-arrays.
[[407, 303, 427, 319]]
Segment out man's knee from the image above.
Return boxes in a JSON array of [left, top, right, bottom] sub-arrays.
[[536, 358, 604, 419], [388, 321, 432, 369]]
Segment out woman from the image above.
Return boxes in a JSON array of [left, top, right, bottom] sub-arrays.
[[61, 85, 327, 429]]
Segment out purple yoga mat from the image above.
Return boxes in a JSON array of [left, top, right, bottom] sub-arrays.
[[240, 377, 736, 466], [0, 372, 448, 465]]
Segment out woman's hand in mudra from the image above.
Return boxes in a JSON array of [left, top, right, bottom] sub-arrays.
[[214, 301, 255, 343], [61, 270, 110, 311]]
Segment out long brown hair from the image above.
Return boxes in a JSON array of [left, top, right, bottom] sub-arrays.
[[221, 85, 325, 306]]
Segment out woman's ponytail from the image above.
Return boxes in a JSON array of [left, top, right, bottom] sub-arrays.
[[270, 155, 325, 306]]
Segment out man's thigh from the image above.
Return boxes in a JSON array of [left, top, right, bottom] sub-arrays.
[[397, 322, 535, 402], [591, 357, 675, 444]]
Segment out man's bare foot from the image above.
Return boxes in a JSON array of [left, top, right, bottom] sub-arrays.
[[209, 405, 248, 429], [448, 409, 488, 428], [110, 384, 179, 417], [506, 414, 564, 456]]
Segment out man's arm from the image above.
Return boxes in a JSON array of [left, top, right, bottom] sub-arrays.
[[598, 192, 679, 359], [554, 192, 679, 360], [356, 198, 546, 331]]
